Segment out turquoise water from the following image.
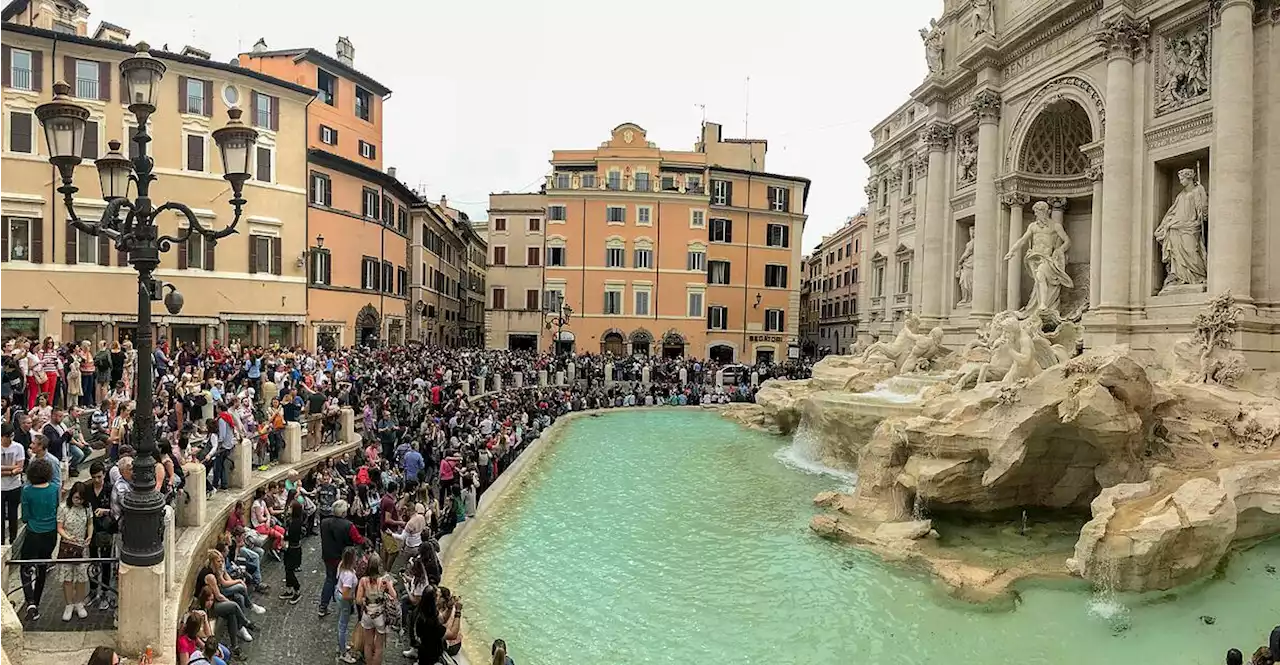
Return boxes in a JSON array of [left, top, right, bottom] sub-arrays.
[[449, 410, 1280, 665]]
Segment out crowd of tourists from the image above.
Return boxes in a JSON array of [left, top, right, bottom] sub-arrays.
[[2, 334, 808, 665], [1225, 628, 1280, 665]]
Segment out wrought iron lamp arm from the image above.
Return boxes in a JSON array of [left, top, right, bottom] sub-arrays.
[[153, 198, 242, 251], [58, 180, 130, 243]]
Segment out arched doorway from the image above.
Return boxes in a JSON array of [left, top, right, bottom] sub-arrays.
[[601, 328, 625, 356], [553, 330, 575, 355], [661, 329, 686, 358], [708, 343, 734, 363], [629, 328, 653, 356], [1017, 100, 1093, 176], [356, 304, 380, 347]]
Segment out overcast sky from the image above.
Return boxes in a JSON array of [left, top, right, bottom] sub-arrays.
[[96, 0, 938, 251]]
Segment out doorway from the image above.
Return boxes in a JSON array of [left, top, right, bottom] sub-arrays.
[[709, 344, 735, 363]]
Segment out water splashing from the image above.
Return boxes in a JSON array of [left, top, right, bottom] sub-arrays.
[[774, 424, 858, 490], [1020, 509, 1029, 536], [912, 493, 928, 521], [1086, 556, 1131, 633]]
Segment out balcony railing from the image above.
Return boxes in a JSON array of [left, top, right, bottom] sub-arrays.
[[10, 68, 32, 90], [546, 173, 705, 194], [75, 77, 98, 100], [186, 96, 204, 114]]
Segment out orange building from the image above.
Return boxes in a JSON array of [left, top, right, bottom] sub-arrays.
[[534, 122, 808, 363], [239, 37, 415, 348]]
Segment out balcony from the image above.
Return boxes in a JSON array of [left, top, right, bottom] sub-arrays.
[[10, 67, 32, 91]]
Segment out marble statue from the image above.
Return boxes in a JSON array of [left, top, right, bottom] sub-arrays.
[[956, 227, 975, 305], [900, 326, 948, 373], [1187, 292, 1247, 386], [860, 313, 921, 368], [1160, 30, 1210, 108], [920, 19, 944, 74], [1155, 168, 1208, 291], [971, 0, 994, 38], [956, 133, 978, 184], [1006, 201, 1073, 315]]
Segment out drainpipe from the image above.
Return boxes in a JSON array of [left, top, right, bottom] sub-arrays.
[[653, 200, 660, 344], [742, 174, 753, 361]]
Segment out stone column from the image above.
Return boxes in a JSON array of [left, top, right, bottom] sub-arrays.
[[1087, 165, 1104, 306], [885, 166, 903, 322], [261, 380, 278, 407], [1095, 15, 1148, 310], [1048, 196, 1068, 231], [1208, 0, 1255, 299], [750, 370, 760, 387], [970, 90, 1002, 320], [1003, 193, 1028, 311], [567, 363, 577, 383], [678, 367, 688, 385], [163, 506, 174, 590], [282, 421, 302, 464], [340, 407, 354, 444], [605, 362, 615, 386], [860, 178, 878, 336], [920, 123, 954, 323], [537, 370, 548, 387], [117, 562, 166, 657], [514, 371, 523, 388], [555, 370, 566, 386], [641, 366, 651, 385], [230, 438, 253, 489], [177, 462, 206, 527]]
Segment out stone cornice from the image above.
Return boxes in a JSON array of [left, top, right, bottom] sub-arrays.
[[1144, 110, 1215, 150]]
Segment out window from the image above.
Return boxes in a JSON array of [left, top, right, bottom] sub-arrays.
[[362, 257, 380, 290], [253, 92, 273, 129], [249, 234, 277, 274], [526, 289, 540, 311], [528, 218, 541, 232], [660, 175, 676, 191], [355, 86, 373, 121], [8, 112, 32, 153], [493, 218, 507, 232], [606, 206, 625, 224], [222, 84, 240, 107], [603, 289, 622, 315], [74, 60, 99, 100], [768, 185, 791, 212], [382, 261, 393, 293], [548, 246, 566, 266], [880, 181, 888, 208], [491, 287, 506, 309], [851, 267, 859, 283], [317, 69, 337, 106], [904, 163, 915, 196], [310, 172, 332, 206], [81, 120, 98, 160], [711, 179, 731, 206], [633, 248, 652, 269], [690, 210, 705, 228], [581, 173, 597, 189], [382, 196, 393, 225], [709, 218, 733, 243], [765, 264, 789, 288], [707, 305, 728, 330], [397, 267, 408, 296], [687, 174, 703, 193], [634, 172, 650, 192], [766, 223, 790, 248], [319, 125, 338, 145], [687, 249, 705, 272], [765, 309, 785, 332], [606, 247, 625, 268], [492, 246, 506, 265], [52, 20, 75, 34], [362, 189, 380, 219], [255, 146, 272, 182], [547, 205, 566, 221], [708, 260, 731, 285], [526, 246, 541, 266], [311, 249, 330, 285], [187, 234, 206, 270], [397, 207, 408, 234], [636, 206, 651, 226], [899, 260, 912, 294], [873, 264, 886, 297], [185, 78, 206, 115], [76, 228, 97, 264], [9, 49, 33, 91], [553, 173, 570, 189], [359, 140, 376, 160], [544, 289, 563, 312], [634, 289, 650, 316], [846, 242, 852, 257], [606, 171, 622, 190], [185, 134, 205, 171], [126, 125, 143, 160], [687, 290, 704, 317]]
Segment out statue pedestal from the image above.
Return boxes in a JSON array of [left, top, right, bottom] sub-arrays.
[[1157, 283, 1207, 297], [514, 371, 524, 388], [537, 371, 548, 387], [282, 422, 302, 464], [230, 438, 253, 489], [340, 407, 355, 444], [177, 463, 206, 527], [555, 370, 566, 386]]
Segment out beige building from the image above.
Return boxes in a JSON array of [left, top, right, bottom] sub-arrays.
[[1, 7, 315, 346], [871, 0, 1279, 368], [814, 214, 865, 354], [484, 191, 546, 350], [408, 196, 485, 347]]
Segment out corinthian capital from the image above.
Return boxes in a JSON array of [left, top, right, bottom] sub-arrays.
[[1000, 192, 1029, 208], [970, 90, 1002, 122], [1085, 165, 1103, 182], [887, 168, 904, 190], [921, 122, 955, 150], [1095, 15, 1151, 59]]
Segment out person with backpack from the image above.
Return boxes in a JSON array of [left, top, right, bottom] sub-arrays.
[[317, 499, 365, 618]]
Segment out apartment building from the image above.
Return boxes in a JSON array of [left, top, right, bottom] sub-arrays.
[[799, 251, 822, 357], [409, 197, 474, 347], [463, 228, 485, 348], [1, 5, 314, 345], [539, 121, 808, 363], [814, 214, 865, 355], [239, 37, 415, 349], [484, 191, 546, 350]]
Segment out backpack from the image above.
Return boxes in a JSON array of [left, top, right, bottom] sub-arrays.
[[355, 466, 371, 487]]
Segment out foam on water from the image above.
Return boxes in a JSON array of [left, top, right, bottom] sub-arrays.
[[773, 425, 858, 490]]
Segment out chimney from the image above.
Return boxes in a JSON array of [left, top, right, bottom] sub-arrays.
[[439, 195, 448, 209], [386, 166, 397, 179], [181, 45, 211, 60], [252, 38, 268, 53], [336, 36, 354, 66]]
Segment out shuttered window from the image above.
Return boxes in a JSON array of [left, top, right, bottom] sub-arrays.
[[255, 147, 272, 182], [8, 111, 32, 154], [185, 134, 204, 171], [491, 287, 506, 309], [310, 172, 332, 206]]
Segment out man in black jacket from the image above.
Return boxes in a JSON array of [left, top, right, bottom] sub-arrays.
[[316, 499, 364, 618], [40, 409, 83, 477]]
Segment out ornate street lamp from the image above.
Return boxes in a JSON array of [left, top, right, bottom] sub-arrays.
[[35, 43, 257, 568], [544, 294, 573, 356]]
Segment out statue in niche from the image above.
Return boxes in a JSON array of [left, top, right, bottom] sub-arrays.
[[1155, 168, 1208, 291], [1005, 201, 1073, 315], [956, 226, 975, 305], [956, 132, 978, 184], [1159, 30, 1210, 109], [920, 19, 944, 74], [971, 0, 995, 39]]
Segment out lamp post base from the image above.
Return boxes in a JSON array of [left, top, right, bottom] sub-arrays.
[[116, 561, 167, 659]]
